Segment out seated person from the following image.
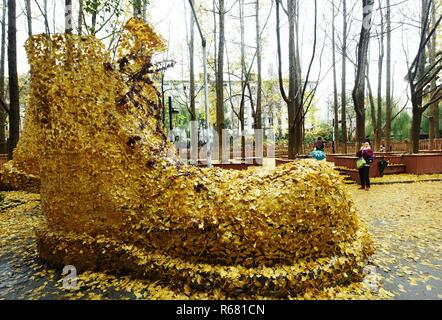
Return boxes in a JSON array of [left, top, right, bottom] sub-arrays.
[[314, 137, 325, 151]]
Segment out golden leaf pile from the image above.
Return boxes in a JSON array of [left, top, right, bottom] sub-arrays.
[[1, 18, 373, 298]]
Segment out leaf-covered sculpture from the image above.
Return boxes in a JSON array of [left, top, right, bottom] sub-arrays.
[[1, 19, 373, 298]]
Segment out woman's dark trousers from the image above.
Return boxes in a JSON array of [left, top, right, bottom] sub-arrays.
[[358, 166, 370, 188]]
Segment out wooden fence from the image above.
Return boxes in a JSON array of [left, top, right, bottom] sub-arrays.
[[169, 139, 442, 162], [275, 139, 442, 158]]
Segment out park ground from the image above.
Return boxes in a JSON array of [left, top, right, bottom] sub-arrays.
[[0, 178, 441, 300]]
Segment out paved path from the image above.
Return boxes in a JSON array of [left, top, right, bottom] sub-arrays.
[[349, 181, 442, 300]]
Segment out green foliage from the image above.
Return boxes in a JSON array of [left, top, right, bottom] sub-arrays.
[[304, 123, 333, 144], [421, 106, 442, 136], [83, 0, 150, 35], [262, 79, 284, 138], [392, 112, 412, 141], [84, 0, 100, 12], [365, 99, 412, 141], [83, 0, 124, 35], [84, 0, 122, 16]]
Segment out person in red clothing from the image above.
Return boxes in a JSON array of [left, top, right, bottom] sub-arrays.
[[356, 142, 374, 191], [314, 137, 325, 151]]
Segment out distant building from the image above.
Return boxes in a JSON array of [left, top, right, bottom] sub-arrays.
[[160, 77, 317, 139]]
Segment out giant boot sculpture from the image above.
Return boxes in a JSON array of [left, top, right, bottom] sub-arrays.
[[2, 19, 373, 298]]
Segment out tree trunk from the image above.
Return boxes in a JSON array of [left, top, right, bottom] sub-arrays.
[[0, 0, 6, 154], [293, 1, 303, 155], [92, 12, 97, 34], [25, 0, 32, 37], [189, 0, 197, 163], [376, 0, 384, 151], [255, 0, 262, 131], [411, 101, 423, 153], [276, 0, 302, 159], [366, 64, 377, 145], [277, 106, 282, 139], [287, 100, 297, 159], [240, 0, 246, 160], [161, 74, 166, 125], [289, 1, 302, 157], [255, 0, 262, 160], [428, 0, 439, 146], [410, 0, 429, 154], [142, 0, 147, 21], [341, 0, 348, 153], [65, 0, 72, 34], [78, 0, 83, 35], [43, 0, 50, 34], [216, 0, 225, 161], [287, 1, 298, 158], [213, 0, 217, 77], [352, 0, 374, 149], [332, 0, 339, 153], [385, 0, 392, 152], [133, 0, 142, 17], [7, 0, 20, 160]]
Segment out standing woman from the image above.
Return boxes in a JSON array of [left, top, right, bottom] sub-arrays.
[[356, 142, 374, 191]]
